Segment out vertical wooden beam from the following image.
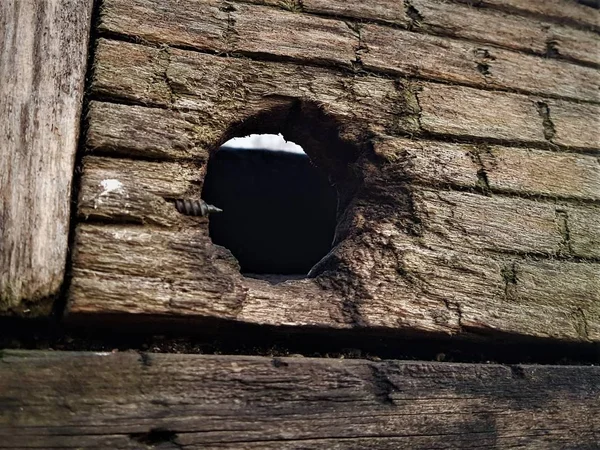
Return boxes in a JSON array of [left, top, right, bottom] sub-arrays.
[[0, 0, 94, 314]]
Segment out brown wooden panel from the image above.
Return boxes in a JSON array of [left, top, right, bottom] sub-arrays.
[[0, 0, 94, 315], [1, 351, 598, 449], [87, 101, 210, 161], [361, 23, 599, 103], [98, 0, 600, 103], [410, 0, 600, 66], [93, 39, 600, 150], [454, 0, 600, 31], [374, 137, 600, 201]]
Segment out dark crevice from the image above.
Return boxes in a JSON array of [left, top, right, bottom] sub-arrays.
[[1, 316, 598, 365], [368, 364, 397, 405], [501, 262, 519, 301], [555, 209, 573, 255], [545, 39, 560, 58], [404, 0, 424, 30], [536, 101, 557, 142], [130, 428, 181, 449]]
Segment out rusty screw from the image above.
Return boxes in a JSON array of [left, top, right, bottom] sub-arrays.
[[175, 199, 222, 217]]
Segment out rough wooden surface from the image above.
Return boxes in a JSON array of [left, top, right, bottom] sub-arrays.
[[68, 1, 600, 344], [374, 137, 600, 201], [0, 0, 93, 314], [98, 0, 599, 103], [1, 351, 599, 449], [92, 40, 600, 151], [454, 0, 600, 31], [409, 0, 600, 67]]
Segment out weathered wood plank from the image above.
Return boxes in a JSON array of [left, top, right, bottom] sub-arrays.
[[546, 98, 600, 149], [329, 223, 600, 340], [78, 156, 204, 227], [0, 0, 94, 315], [374, 137, 600, 201], [92, 39, 412, 143], [1, 351, 598, 449], [93, 39, 600, 151], [361, 23, 599, 103], [100, 0, 358, 67], [69, 221, 600, 342], [414, 189, 564, 256], [454, 0, 600, 31], [567, 205, 600, 259], [77, 154, 600, 259], [244, 0, 409, 24], [87, 101, 209, 161], [248, 0, 600, 67], [98, 0, 600, 103], [410, 0, 600, 67], [418, 83, 600, 150]]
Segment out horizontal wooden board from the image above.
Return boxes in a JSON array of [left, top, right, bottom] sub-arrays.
[[361, 23, 599, 103], [546, 98, 600, 149], [78, 156, 204, 227], [374, 137, 600, 201], [78, 155, 600, 259], [87, 101, 209, 161], [247, 0, 600, 67], [1, 351, 599, 449], [98, 0, 600, 103], [244, 0, 409, 24], [93, 39, 600, 151], [417, 83, 600, 150], [454, 0, 600, 31], [69, 221, 600, 342], [409, 0, 600, 67], [86, 102, 600, 203]]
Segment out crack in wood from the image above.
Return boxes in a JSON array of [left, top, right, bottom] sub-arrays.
[[535, 101, 557, 142]]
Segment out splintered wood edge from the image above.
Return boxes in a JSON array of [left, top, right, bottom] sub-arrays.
[[0, 350, 599, 449], [0, 0, 94, 314]]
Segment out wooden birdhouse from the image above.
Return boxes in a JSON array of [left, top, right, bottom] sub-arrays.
[[1, 0, 599, 447]]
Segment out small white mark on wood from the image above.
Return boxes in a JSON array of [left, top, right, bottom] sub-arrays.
[[99, 179, 124, 196]]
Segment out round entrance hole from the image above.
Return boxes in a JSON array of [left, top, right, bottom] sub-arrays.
[[202, 134, 338, 277]]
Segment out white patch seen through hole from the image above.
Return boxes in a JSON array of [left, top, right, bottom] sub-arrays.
[[222, 133, 305, 154]]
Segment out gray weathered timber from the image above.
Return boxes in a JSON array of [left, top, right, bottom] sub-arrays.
[[70, 222, 600, 341], [246, 0, 600, 67], [98, 0, 600, 103], [408, 0, 600, 67], [374, 137, 600, 201], [455, 0, 600, 31], [0, 0, 93, 314], [78, 155, 600, 260], [92, 39, 600, 151], [0, 351, 599, 449]]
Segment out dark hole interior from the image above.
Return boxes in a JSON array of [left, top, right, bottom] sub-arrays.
[[202, 135, 338, 276]]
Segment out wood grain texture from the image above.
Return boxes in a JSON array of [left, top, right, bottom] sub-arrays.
[[87, 101, 210, 161], [374, 137, 600, 201], [70, 218, 600, 341], [0, 0, 93, 314], [98, 0, 600, 103], [361, 22, 599, 103], [454, 0, 600, 31], [93, 39, 600, 151], [1, 351, 599, 449], [409, 0, 600, 67], [78, 156, 204, 227], [77, 156, 600, 260], [77, 34, 600, 342]]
